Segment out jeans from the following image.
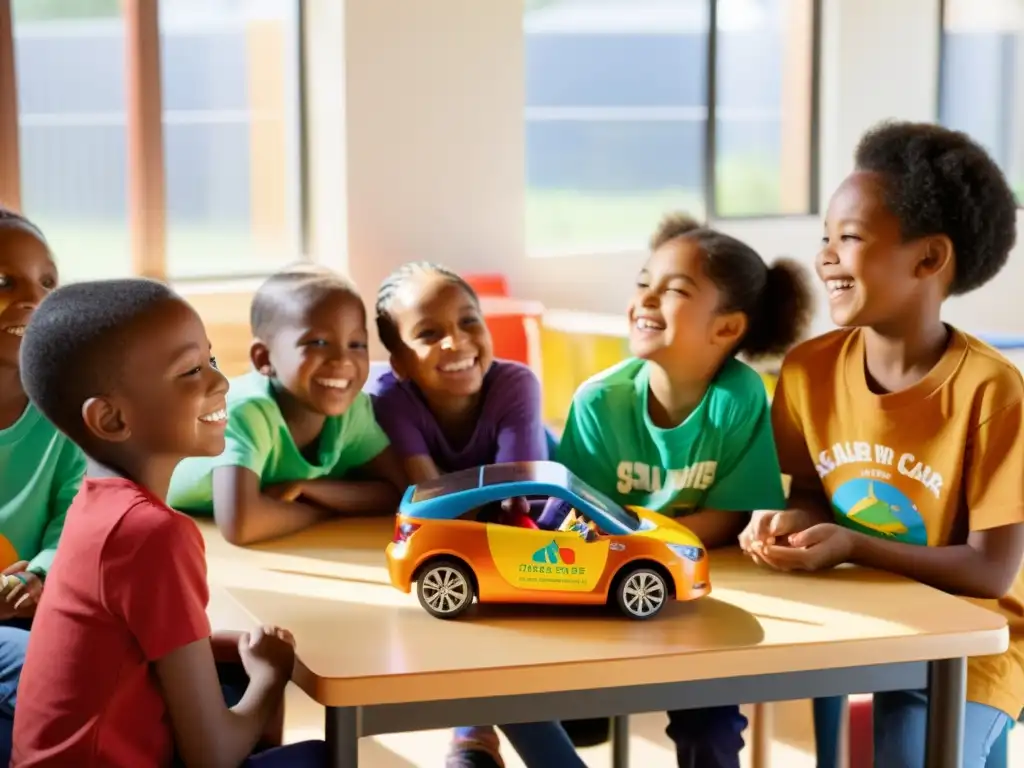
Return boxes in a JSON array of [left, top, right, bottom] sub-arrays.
[[242, 739, 327, 766], [453, 722, 586, 768], [0, 624, 31, 766], [665, 706, 747, 768], [874, 689, 1011, 768]]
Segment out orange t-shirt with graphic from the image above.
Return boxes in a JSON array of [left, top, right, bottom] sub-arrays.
[[773, 327, 1024, 718]]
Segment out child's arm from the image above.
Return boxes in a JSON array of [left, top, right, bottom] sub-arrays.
[[111, 514, 288, 767], [297, 446, 406, 514], [696, 370, 788, 548], [155, 630, 291, 768], [212, 466, 333, 546]]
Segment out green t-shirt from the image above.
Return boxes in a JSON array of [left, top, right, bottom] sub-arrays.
[[168, 371, 391, 514], [0, 403, 85, 575], [557, 357, 785, 517]]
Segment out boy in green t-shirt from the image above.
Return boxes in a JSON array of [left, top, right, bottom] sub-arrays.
[[0, 207, 85, 758], [551, 213, 814, 768], [168, 265, 406, 545]]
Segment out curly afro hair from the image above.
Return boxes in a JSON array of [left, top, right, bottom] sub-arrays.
[[854, 121, 1018, 296]]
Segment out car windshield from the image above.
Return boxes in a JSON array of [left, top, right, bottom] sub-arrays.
[[567, 474, 640, 531], [410, 466, 481, 502]]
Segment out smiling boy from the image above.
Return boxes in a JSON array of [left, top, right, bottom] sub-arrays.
[[168, 264, 405, 545], [741, 121, 1023, 765]]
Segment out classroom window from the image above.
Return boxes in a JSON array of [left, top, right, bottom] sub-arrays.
[[523, 0, 819, 255], [160, 0, 304, 280], [939, 0, 1024, 202], [13, 0, 131, 281]]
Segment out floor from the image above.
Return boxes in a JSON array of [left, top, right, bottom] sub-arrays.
[[282, 686, 1024, 766]]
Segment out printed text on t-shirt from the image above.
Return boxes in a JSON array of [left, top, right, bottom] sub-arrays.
[[616, 461, 717, 494], [815, 441, 942, 498]]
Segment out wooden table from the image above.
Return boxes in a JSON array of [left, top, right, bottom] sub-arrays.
[[199, 518, 1008, 768]]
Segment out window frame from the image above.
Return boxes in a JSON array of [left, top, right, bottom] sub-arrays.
[[936, 0, 1024, 207]]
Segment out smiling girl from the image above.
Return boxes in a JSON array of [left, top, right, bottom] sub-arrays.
[[551, 213, 815, 768], [368, 261, 583, 768]]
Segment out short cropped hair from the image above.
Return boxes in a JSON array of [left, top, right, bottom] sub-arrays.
[[374, 261, 480, 353], [250, 262, 362, 339], [854, 121, 1018, 295], [0, 206, 47, 243], [650, 212, 814, 359], [20, 278, 177, 441]]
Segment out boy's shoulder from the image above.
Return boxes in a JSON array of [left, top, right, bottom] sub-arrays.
[[954, 331, 1024, 415], [780, 328, 854, 373], [223, 371, 282, 427]]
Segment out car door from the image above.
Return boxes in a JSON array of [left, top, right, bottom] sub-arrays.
[[485, 520, 610, 594]]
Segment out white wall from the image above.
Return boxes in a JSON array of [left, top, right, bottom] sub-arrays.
[[305, 0, 1024, 344]]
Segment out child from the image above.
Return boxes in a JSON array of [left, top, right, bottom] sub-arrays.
[[168, 264, 405, 545], [0, 208, 85, 757], [551, 213, 814, 768], [12, 278, 326, 766], [369, 261, 583, 768], [740, 121, 1023, 767]]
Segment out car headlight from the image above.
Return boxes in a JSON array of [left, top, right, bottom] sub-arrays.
[[668, 543, 705, 562]]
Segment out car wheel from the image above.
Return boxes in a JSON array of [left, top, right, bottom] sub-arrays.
[[416, 560, 476, 619], [615, 567, 668, 620]]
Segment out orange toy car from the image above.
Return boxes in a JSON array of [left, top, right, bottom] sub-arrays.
[[385, 461, 710, 620]]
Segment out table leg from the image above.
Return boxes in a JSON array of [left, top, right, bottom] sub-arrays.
[[924, 657, 966, 768], [325, 706, 360, 768], [611, 715, 629, 768]]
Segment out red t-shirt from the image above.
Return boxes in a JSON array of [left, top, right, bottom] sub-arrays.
[[12, 477, 212, 768]]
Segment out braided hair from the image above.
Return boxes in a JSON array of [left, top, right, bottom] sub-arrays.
[[375, 261, 480, 352]]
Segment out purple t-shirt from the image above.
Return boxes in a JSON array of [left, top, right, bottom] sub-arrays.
[[366, 360, 548, 471]]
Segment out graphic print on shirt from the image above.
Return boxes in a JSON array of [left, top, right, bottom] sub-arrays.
[[816, 440, 933, 545], [615, 461, 716, 494]]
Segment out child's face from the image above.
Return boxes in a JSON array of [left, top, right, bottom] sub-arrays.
[[389, 274, 493, 399], [90, 298, 228, 458], [258, 292, 370, 417], [628, 239, 735, 367], [0, 227, 57, 369], [819, 171, 927, 328]]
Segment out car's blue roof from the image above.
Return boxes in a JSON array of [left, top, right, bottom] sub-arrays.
[[399, 461, 637, 536], [407, 461, 572, 505]]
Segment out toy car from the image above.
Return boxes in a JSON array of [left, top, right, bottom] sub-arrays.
[[385, 461, 710, 620]]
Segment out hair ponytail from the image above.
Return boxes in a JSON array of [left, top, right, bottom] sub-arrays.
[[738, 258, 815, 360], [648, 212, 814, 361]]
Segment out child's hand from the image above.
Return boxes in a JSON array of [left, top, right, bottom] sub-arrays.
[[2, 571, 43, 614], [264, 481, 304, 503], [238, 625, 296, 687], [757, 523, 856, 572], [0, 561, 42, 616], [740, 510, 820, 561]]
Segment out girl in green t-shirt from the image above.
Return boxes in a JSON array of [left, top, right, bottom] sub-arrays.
[[551, 212, 815, 768]]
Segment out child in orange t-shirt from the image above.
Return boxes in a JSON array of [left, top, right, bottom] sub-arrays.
[[741, 121, 1023, 766]]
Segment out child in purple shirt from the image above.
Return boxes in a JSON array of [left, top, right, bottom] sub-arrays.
[[367, 262, 583, 768]]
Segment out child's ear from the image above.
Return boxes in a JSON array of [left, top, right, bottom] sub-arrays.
[[917, 235, 954, 283], [250, 339, 274, 377], [711, 310, 747, 349], [81, 397, 131, 444]]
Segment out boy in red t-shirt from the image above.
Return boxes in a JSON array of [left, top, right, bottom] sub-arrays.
[[12, 278, 326, 768]]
